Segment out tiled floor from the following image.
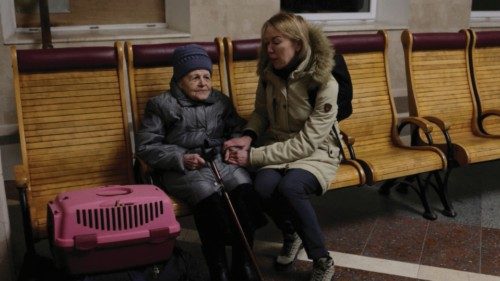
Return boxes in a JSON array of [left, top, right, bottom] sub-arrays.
[[5, 159, 500, 280]]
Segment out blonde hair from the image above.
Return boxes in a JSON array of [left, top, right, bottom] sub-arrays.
[[260, 12, 311, 61]]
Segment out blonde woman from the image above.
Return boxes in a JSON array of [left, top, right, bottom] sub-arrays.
[[225, 12, 339, 281]]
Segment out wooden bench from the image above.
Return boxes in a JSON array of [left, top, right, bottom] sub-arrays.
[[402, 30, 500, 168], [468, 29, 500, 136], [224, 37, 367, 191], [125, 39, 226, 216], [329, 31, 451, 219], [11, 43, 134, 255]]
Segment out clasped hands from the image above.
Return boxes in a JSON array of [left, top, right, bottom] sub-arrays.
[[182, 136, 252, 170]]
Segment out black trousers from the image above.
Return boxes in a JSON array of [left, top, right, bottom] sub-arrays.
[[254, 168, 329, 260], [193, 184, 266, 269]]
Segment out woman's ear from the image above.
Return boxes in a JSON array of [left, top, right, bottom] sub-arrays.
[[294, 40, 302, 53]]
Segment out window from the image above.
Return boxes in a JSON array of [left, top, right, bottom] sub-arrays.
[[1, 0, 190, 44], [281, 0, 377, 22], [14, 0, 166, 31], [471, 0, 500, 19]]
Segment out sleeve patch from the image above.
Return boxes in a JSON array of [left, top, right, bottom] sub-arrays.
[[324, 103, 332, 113]]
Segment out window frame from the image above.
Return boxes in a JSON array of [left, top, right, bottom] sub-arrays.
[[12, 0, 167, 33], [470, 11, 500, 19], [470, 1, 500, 20], [294, 0, 377, 22]]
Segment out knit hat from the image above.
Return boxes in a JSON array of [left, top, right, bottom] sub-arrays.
[[172, 44, 212, 81]]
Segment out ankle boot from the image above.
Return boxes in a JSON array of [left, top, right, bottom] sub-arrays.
[[202, 244, 230, 281], [231, 254, 259, 281], [231, 232, 259, 281]]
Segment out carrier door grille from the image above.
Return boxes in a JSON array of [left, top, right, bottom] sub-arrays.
[[76, 201, 164, 230]]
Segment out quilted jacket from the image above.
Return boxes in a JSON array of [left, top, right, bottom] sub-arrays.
[[135, 81, 251, 204]]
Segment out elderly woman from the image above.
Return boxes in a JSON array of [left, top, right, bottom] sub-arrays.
[[136, 44, 263, 281], [224, 12, 339, 281]]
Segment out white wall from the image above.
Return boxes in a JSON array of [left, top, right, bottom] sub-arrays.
[[0, 150, 13, 281]]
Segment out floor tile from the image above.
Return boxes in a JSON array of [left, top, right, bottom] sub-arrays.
[[481, 187, 500, 229], [258, 259, 311, 281], [312, 186, 381, 255], [363, 214, 429, 263], [481, 228, 500, 276], [322, 218, 377, 255], [421, 221, 481, 272], [440, 161, 495, 227]]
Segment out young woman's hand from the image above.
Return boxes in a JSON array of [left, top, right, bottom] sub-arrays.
[[224, 147, 250, 167], [224, 136, 252, 151], [223, 136, 252, 162]]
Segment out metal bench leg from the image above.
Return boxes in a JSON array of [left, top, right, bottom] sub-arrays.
[[378, 178, 398, 195], [411, 174, 438, 220], [432, 169, 456, 217], [379, 175, 437, 220], [416, 174, 438, 220], [17, 188, 40, 281]]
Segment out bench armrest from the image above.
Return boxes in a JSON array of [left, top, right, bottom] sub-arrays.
[[339, 130, 356, 160], [340, 130, 355, 146], [421, 115, 455, 159], [423, 116, 450, 131], [480, 109, 500, 126], [399, 116, 433, 133], [134, 155, 156, 185], [482, 109, 500, 118], [397, 116, 434, 145], [14, 165, 28, 190], [479, 110, 500, 138]]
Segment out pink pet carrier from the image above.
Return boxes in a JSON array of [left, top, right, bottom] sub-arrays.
[[48, 184, 181, 274]]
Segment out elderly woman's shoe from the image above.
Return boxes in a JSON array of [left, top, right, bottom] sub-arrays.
[[231, 259, 259, 281], [209, 263, 230, 281]]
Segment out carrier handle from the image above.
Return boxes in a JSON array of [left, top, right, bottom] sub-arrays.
[[96, 186, 133, 196]]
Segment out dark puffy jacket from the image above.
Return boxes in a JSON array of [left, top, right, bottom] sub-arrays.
[[135, 82, 251, 205]]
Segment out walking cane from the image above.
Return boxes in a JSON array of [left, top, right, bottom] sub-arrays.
[[202, 139, 263, 281]]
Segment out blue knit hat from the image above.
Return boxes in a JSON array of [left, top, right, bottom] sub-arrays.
[[172, 44, 212, 81]]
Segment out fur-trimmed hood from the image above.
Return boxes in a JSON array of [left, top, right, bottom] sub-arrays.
[[257, 24, 334, 85]]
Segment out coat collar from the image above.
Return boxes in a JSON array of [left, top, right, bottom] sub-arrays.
[[258, 24, 334, 86]]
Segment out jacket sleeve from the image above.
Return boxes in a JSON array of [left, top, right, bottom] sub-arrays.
[[135, 98, 187, 173], [250, 78, 339, 166]]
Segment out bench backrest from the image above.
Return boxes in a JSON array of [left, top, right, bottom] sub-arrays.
[[329, 31, 397, 155], [402, 30, 481, 141], [469, 29, 500, 135], [125, 39, 226, 132], [11, 43, 134, 238], [224, 38, 261, 120]]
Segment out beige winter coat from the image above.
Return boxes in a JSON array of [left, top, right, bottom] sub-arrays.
[[245, 25, 341, 193]]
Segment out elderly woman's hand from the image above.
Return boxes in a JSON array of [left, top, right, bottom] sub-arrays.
[[183, 153, 206, 170], [225, 147, 250, 167]]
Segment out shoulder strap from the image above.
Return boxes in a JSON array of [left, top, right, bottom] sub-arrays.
[[307, 87, 347, 161]]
